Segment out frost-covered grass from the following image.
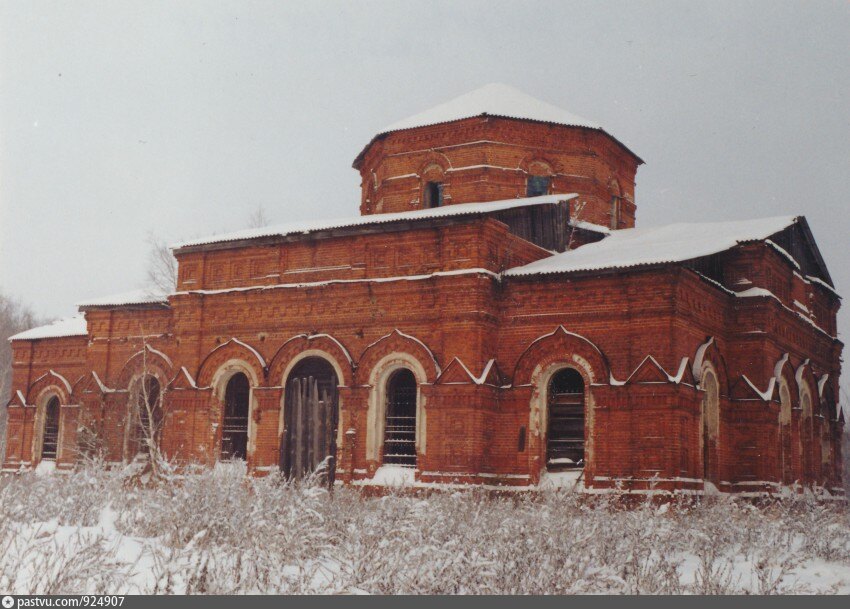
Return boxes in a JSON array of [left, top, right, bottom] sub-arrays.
[[1, 464, 849, 594]]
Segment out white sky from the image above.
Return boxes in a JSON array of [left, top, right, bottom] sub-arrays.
[[1, 0, 849, 338]]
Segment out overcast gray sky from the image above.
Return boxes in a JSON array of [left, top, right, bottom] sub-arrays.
[[1, 1, 849, 336]]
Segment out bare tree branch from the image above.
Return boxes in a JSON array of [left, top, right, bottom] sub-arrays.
[[247, 205, 270, 229], [0, 293, 42, 460], [145, 233, 178, 296]]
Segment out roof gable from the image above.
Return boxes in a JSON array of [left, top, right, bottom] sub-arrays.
[[505, 215, 801, 278], [765, 218, 833, 286]]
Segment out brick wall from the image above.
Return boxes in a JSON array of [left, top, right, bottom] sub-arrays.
[[3, 116, 843, 495], [356, 117, 640, 229], [4, 247, 843, 493]]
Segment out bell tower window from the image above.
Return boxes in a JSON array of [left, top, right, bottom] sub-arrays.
[[526, 175, 551, 197], [423, 181, 444, 209], [610, 196, 621, 229], [608, 180, 622, 229]]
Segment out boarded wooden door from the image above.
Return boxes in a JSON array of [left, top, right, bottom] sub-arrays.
[[281, 358, 339, 481]]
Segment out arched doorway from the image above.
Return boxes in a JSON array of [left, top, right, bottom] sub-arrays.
[[282, 357, 339, 479], [221, 373, 250, 460], [41, 396, 61, 460], [133, 376, 162, 457], [546, 368, 585, 471], [383, 369, 417, 467]]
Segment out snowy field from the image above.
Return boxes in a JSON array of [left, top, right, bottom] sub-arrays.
[[1, 464, 849, 595]]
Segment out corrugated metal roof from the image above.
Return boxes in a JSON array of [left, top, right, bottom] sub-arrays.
[[9, 315, 87, 341], [172, 194, 575, 250], [381, 83, 600, 133], [354, 83, 643, 168], [506, 215, 800, 277], [77, 289, 169, 309]]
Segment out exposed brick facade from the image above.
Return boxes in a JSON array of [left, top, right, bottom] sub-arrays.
[[3, 113, 844, 496], [355, 117, 640, 229]]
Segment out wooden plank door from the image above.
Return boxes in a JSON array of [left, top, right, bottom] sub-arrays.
[[281, 359, 338, 481]]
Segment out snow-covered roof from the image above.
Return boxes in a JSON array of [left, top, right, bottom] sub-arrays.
[[9, 315, 87, 342], [506, 215, 800, 277], [77, 289, 169, 309], [570, 220, 611, 235], [381, 83, 600, 134], [355, 84, 642, 167], [173, 194, 575, 249]]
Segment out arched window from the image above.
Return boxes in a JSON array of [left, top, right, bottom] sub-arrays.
[[546, 368, 585, 470], [822, 385, 837, 422], [526, 175, 551, 197], [420, 163, 445, 209], [41, 396, 61, 460], [779, 380, 793, 484], [423, 181, 444, 208], [609, 181, 622, 229], [821, 426, 832, 467], [526, 160, 552, 197], [610, 197, 621, 229], [702, 369, 720, 479], [383, 369, 417, 467], [801, 390, 812, 419], [779, 382, 791, 417], [134, 376, 162, 456], [800, 387, 813, 481], [221, 373, 250, 460]]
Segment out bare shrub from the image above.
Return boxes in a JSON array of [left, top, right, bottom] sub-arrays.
[[144, 234, 177, 297], [1, 466, 848, 594], [0, 294, 42, 460]]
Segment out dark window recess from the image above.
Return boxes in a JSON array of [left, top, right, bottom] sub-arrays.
[[546, 368, 585, 470], [823, 386, 837, 421], [41, 396, 61, 460], [383, 369, 417, 467], [492, 199, 571, 252], [221, 373, 250, 460], [526, 175, 551, 197], [685, 254, 725, 285], [423, 181, 444, 208], [135, 376, 162, 456]]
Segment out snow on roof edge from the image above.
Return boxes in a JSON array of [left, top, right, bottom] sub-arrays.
[[173, 194, 575, 250], [379, 84, 601, 134], [570, 219, 612, 235], [355, 117, 643, 169], [9, 315, 88, 342], [355, 84, 644, 167], [77, 289, 170, 309], [377, 112, 602, 140], [505, 215, 800, 278]]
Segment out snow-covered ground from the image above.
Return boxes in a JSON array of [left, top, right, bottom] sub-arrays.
[[1, 464, 849, 594]]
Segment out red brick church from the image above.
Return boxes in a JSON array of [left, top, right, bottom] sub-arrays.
[[3, 84, 844, 496]]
